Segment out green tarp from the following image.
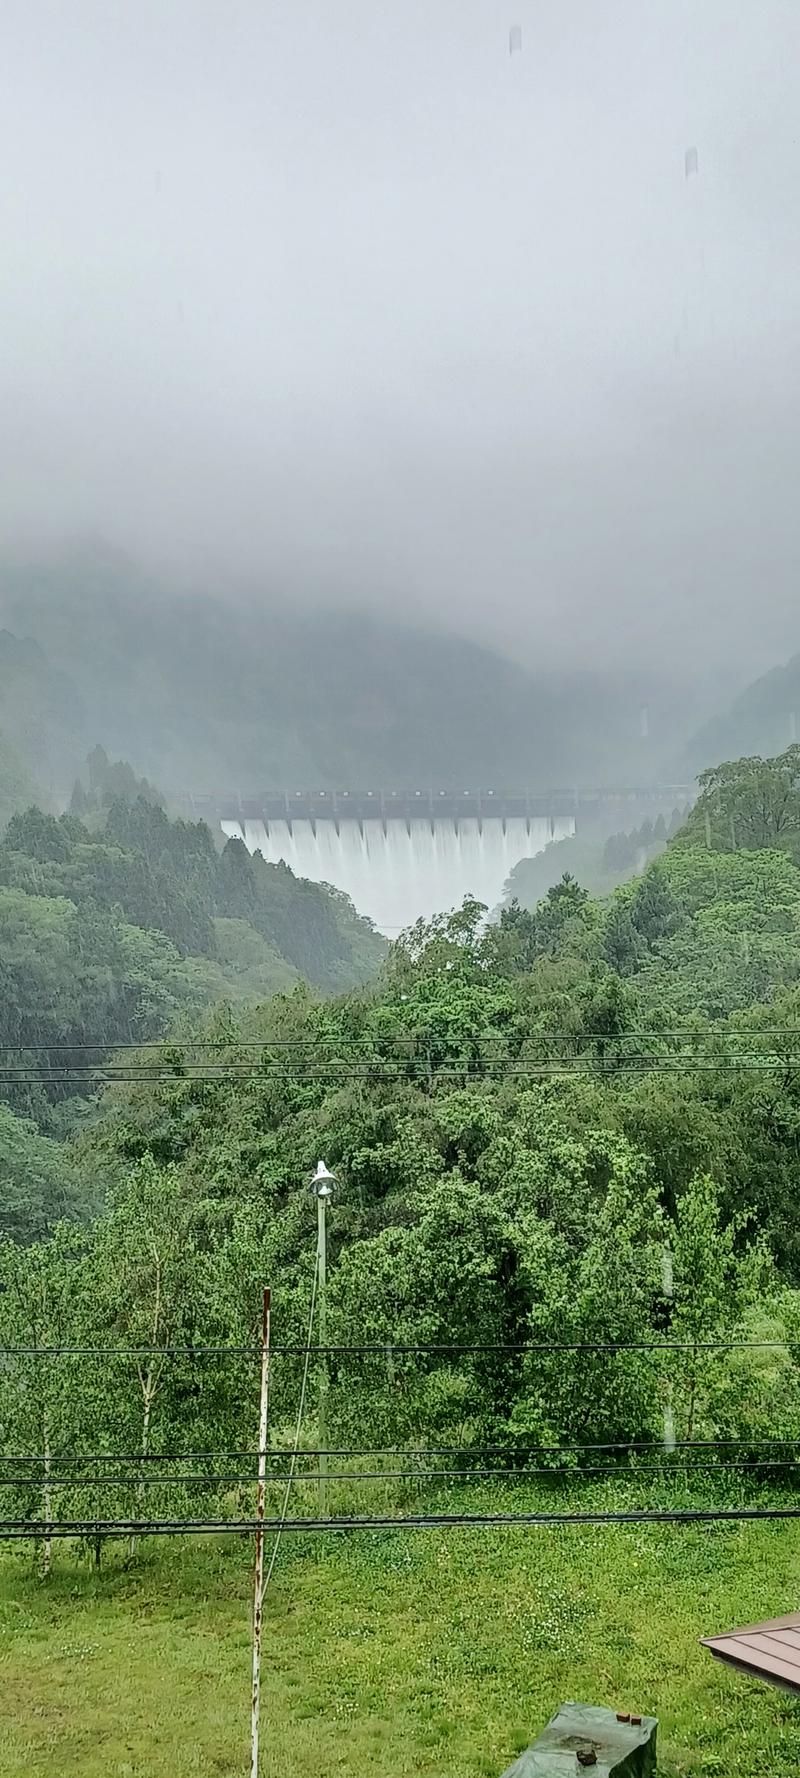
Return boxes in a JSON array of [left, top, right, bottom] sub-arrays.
[[501, 1703, 657, 1777]]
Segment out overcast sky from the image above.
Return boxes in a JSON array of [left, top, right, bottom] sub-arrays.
[[2, 0, 799, 679]]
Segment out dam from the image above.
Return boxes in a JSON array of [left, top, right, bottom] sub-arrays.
[[191, 787, 687, 936]]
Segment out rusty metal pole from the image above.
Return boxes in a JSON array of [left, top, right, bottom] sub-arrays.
[[250, 1287, 271, 1778]]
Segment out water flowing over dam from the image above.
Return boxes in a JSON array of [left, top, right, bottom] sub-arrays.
[[189, 787, 689, 936], [193, 790, 584, 934], [225, 813, 573, 934]]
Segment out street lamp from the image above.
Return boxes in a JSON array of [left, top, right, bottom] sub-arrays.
[[310, 1161, 337, 1515], [311, 1159, 336, 1198]]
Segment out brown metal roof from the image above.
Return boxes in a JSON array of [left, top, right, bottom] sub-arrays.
[[702, 1614, 800, 1695]]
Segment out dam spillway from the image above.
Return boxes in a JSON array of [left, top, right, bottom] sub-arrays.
[[203, 791, 580, 935], [221, 813, 575, 933]]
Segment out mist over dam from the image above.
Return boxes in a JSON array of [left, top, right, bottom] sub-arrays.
[[193, 789, 687, 936]]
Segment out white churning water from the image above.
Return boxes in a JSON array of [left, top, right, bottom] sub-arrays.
[[220, 815, 575, 936]]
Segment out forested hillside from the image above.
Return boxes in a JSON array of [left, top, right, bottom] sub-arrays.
[[504, 804, 687, 908], [5, 746, 800, 1502], [687, 655, 800, 772], [0, 773, 385, 1146]]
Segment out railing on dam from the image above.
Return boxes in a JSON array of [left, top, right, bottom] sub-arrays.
[[190, 785, 693, 829]]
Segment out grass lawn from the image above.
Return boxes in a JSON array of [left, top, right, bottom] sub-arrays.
[[1, 1512, 800, 1776]]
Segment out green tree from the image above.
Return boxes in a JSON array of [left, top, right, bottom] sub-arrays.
[[0, 1228, 86, 1572], [510, 1137, 665, 1450], [0, 1104, 84, 1242], [5, 808, 68, 862], [602, 900, 644, 976], [629, 863, 679, 946], [667, 1172, 771, 1440], [80, 1158, 213, 1546], [676, 746, 800, 858]]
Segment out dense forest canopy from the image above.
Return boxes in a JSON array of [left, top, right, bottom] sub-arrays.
[[0, 763, 385, 1134], [504, 804, 688, 909], [4, 746, 800, 1528]]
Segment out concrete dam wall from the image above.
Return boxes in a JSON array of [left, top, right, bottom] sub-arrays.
[[195, 788, 688, 937]]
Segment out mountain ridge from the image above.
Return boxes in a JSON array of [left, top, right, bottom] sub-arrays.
[[0, 547, 711, 808], [684, 652, 800, 774]]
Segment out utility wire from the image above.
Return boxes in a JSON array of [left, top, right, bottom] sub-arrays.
[[3, 1338, 800, 1357], [262, 1339, 800, 1355], [0, 1345, 261, 1357], [9, 1504, 800, 1539], [3, 1028, 800, 1050], [3, 1062, 800, 1087], [4, 1436, 794, 1466], [1, 1067, 794, 1083], [4, 1457, 799, 1488]]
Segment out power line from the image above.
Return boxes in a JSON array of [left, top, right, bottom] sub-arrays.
[[4, 1457, 799, 1488], [2, 1028, 799, 1050], [8, 1503, 800, 1539], [4, 1045, 800, 1059], [3, 1337, 799, 1357], [2, 1061, 799, 1087], [4, 1436, 794, 1466], [270, 1339, 800, 1355], [0, 1345, 260, 1357]]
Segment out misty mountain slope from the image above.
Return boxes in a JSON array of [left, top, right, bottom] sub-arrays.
[[0, 795, 386, 1124], [0, 551, 705, 800], [0, 727, 41, 832], [0, 628, 85, 810], [503, 805, 687, 910], [685, 654, 800, 773]]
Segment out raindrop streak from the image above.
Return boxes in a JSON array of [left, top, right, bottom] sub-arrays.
[[509, 24, 522, 55], [685, 145, 698, 179]]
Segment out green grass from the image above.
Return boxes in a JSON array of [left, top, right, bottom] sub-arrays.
[[1, 1516, 800, 1776]]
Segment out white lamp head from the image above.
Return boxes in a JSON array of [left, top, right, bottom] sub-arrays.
[[311, 1159, 336, 1198]]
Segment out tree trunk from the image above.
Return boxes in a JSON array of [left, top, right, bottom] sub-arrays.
[[130, 1370, 155, 1559], [131, 1246, 163, 1559], [686, 1345, 698, 1444]]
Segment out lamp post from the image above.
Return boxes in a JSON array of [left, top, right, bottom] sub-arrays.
[[311, 1161, 336, 1516]]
